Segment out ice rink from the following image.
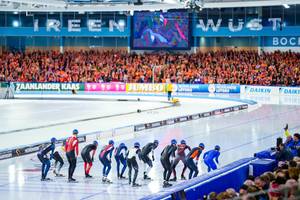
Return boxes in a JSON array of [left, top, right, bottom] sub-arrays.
[[1, 93, 300, 200]]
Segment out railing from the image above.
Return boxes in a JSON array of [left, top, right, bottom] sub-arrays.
[[141, 158, 255, 200]]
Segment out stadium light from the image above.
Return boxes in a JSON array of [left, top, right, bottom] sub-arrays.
[[282, 4, 290, 8], [12, 20, 19, 27]]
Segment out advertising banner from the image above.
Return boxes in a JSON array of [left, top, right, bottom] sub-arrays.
[[263, 36, 300, 47], [279, 87, 300, 95], [134, 104, 247, 132], [0, 136, 86, 161], [0, 82, 9, 88], [13, 82, 84, 92], [176, 84, 202, 92], [176, 84, 240, 93], [85, 82, 126, 92], [126, 83, 166, 93], [241, 85, 300, 96], [240, 85, 279, 95]]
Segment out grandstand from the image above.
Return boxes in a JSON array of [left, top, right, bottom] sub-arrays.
[[0, 0, 300, 200]]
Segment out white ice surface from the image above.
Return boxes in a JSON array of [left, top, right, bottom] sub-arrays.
[[0, 95, 243, 150]]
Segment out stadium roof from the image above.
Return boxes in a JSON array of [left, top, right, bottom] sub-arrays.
[[0, 0, 299, 12]]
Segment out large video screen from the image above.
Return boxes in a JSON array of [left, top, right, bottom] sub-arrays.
[[132, 11, 190, 49]]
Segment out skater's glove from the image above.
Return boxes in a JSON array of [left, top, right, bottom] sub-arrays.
[[152, 155, 155, 161], [92, 157, 94, 162]]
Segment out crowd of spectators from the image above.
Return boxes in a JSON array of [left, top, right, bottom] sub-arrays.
[[203, 125, 300, 200], [205, 159, 300, 200], [0, 50, 300, 86]]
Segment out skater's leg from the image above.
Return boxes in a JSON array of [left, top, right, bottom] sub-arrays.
[[44, 158, 51, 178], [180, 156, 187, 178], [182, 163, 188, 178], [161, 159, 167, 181], [55, 153, 64, 175], [146, 157, 153, 175], [57, 157, 65, 174], [162, 158, 173, 187], [115, 156, 120, 177], [103, 165, 107, 177], [72, 157, 77, 177], [143, 156, 152, 179], [143, 162, 147, 176], [127, 159, 132, 184], [120, 157, 127, 177], [106, 161, 111, 177], [191, 162, 198, 178], [204, 160, 211, 172], [66, 153, 72, 179], [38, 154, 46, 179], [132, 159, 139, 185], [54, 160, 58, 173], [171, 156, 180, 179], [100, 158, 106, 177], [86, 162, 93, 175], [210, 161, 217, 171], [186, 159, 194, 179], [41, 162, 46, 178], [53, 152, 60, 175], [70, 158, 77, 178], [66, 151, 77, 180], [58, 160, 64, 174], [166, 159, 172, 182]]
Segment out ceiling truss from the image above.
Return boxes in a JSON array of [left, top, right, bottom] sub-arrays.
[[0, 0, 299, 12]]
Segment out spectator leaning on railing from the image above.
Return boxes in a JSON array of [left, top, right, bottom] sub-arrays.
[[283, 124, 300, 157]]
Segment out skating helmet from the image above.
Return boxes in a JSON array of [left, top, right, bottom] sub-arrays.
[[180, 140, 186, 145], [171, 139, 177, 145], [93, 141, 98, 146], [50, 137, 57, 143], [120, 143, 125, 147], [109, 140, 114, 145], [73, 129, 79, 134], [215, 145, 221, 151], [199, 143, 205, 149], [134, 142, 140, 148], [153, 140, 159, 145]]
